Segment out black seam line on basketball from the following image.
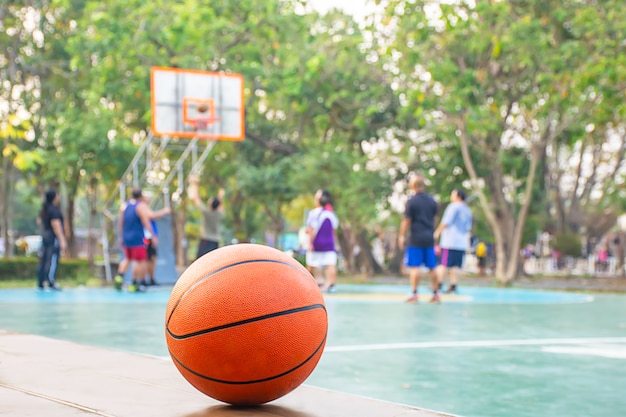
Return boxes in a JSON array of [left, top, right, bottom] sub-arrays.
[[168, 333, 327, 385], [167, 304, 327, 340], [166, 259, 317, 326]]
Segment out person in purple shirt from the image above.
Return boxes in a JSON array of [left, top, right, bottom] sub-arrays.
[[306, 189, 339, 293]]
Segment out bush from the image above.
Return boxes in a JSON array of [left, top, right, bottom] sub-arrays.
[[0, 257, 92, 282], [552, 233, 582, 257], [292, 251, 306, 267]]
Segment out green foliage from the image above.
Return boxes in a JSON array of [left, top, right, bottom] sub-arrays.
[[553, 233, 582, 257], [2, 0, 625, 281], [380, 0, 626, 279], [1, 116, 44, 171], [0, 257, 92, 282], [12, 180, 41, 235]]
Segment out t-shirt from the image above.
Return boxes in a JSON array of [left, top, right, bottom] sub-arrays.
[[404, 192, 438, 248], [200, 208, 223, 242], [42, 205, 64, 242], [306, 207, 339, 252], [439, 202, 472, 251], [122, 201, 145, 247], [476, 241, 487, 257]]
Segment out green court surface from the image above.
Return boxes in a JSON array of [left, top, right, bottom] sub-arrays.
[[0, 284, 624, 417]]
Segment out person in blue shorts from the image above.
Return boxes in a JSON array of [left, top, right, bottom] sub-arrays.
[[435, 189, 473, 293], [398, 173, 441, 303]]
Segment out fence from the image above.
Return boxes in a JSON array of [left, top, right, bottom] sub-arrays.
[[463, 254, 624, 277]]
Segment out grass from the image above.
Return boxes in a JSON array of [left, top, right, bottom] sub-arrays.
[[0, 277, 106, 289], [2, 270, 624, 293]]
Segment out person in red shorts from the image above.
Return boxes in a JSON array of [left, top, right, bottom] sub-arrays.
[[114, 188, 157, 292]]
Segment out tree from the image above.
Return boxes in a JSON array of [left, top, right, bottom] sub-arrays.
[[13, 0, 624, 283], [1, 115, 45, 257], [383, 0, 626, 282], [0, 2, 49, 257]]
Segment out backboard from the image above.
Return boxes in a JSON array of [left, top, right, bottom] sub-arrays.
[[150, 67, 245, 141]]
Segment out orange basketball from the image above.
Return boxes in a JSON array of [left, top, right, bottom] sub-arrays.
[[165, 243, 327, 406]]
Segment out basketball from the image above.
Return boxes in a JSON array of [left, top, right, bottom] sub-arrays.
[[165, 243, 327, 405], [197, 103, 209, 113]]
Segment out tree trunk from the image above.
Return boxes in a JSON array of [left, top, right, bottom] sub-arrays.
[[491, 207, 514, 282], [459, 127, 544, 284], [493, 148, 543, 283], [173, 200, 187, 268], [87, 176, 98, 273], [388, 245, 404, 275], [1, 161, 13, 258], [356, 230, 383, 276], [231, 192, 244, 242], [616, 231, 625, 278], [553, 187, 566, 233], [64, 193, 77, 259], [387, 223, 404, 275], [336, 227, 352, 273], [2, 35, 19, 259], [263, 201, 283, 249]]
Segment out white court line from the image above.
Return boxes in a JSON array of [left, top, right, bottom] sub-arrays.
[[324, 337, 626, 352], [542, 345, 626, 359]]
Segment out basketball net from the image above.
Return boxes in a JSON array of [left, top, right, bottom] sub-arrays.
[[194, 119, 208, 131], [191, 117, 220, 133]]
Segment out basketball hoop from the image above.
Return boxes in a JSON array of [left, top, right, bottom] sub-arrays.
[[151, 67, 244, 141]]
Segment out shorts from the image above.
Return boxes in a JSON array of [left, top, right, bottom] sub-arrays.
[[146, 239, 157, 260], [404, 246, 437, 269], [124, 245, 148, 261], [441, 248, 465, 268], [306, 251, 337, 268], [196, 239, 219, 260]]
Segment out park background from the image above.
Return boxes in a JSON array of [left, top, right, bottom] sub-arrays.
[[1, 0, 626, 286]]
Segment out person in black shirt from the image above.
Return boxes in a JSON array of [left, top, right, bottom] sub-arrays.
[[398, 173, 441, 303], [36, 189, 66, 290]]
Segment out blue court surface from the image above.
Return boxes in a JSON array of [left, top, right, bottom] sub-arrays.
[[0, 284, 624, 417]]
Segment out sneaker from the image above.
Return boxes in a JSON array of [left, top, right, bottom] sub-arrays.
[[128, 283, 146, 293], [444, 285, 457, 294], [114, 275, 124, 291], [49, 283, 62, 291], [147, 279, 158, 286], [405, 293, 418, 303], [430, 293, 441, 304], [326, 285, 337, 294]]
